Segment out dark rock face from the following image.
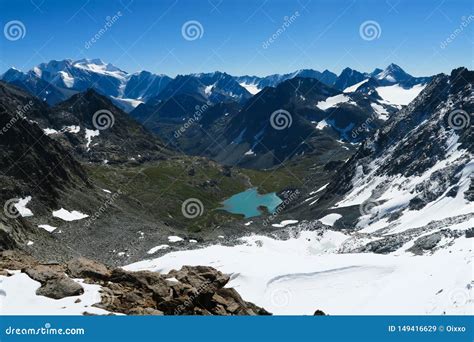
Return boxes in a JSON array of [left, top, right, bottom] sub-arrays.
[[123, 71, 172, 101], [48, 89, 172, 163], [333, 68, 366, 90], [131, 98, 241, 157], [0, 83, 88, 195], [212, 77, 348, 168], [0, 82, 172, 164], [0, 82, 92, 250]]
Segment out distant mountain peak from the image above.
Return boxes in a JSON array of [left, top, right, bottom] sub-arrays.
[[334, 68, 366, 90], [75, 58, 105, 65], [386, 63, 405, 70], [376, 63, 411, 82], [1, 67, 25, 81]]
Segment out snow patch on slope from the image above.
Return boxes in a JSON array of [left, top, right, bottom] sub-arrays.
[[318, 213, 342, 226], [126, 230, 472, 315], [370, 103, 389, 120], [14, 196, 33, 217], [376, 84, 426, 106], [85, 129, 99, 151], [343, 79, 368, 93], [316, 94, 352, 110], [53, 208, 89, 221], [38, 224, 57, 233], [239, 82, 261, 95]]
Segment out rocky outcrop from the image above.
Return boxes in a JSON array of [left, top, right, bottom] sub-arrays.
[[407, 232, 442, 254], [67, 257, 111, 280], [97, 265, 270, 315], [0, 251, 271, 315]]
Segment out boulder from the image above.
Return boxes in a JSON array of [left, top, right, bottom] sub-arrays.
[[408, 232, 442, 255], [36, 277, 84, 299], [167, 265, 230, 291], [23, 264, 65, 283], [23, 264, 84, 299], [67, 257, 111, 280]]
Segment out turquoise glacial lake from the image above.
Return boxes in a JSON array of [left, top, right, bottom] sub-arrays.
[[220, 188, 283, 218]]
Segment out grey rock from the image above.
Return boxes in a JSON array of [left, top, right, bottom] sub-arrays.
[[36, 277, 84, 299], [408, 232, 442, 255]]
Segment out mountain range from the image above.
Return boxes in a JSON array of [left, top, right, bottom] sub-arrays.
[[1, 59, 431, 111]]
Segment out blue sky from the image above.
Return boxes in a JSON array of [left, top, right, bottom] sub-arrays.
[[0, 0, 472, 77]]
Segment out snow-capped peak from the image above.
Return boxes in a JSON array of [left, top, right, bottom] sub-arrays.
[[75, 58, 105, 66], [376, 63, 411, 83], [72, 59, 126, 79]]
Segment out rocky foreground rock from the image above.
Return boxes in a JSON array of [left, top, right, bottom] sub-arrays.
[[0, 251, 271, 315]]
